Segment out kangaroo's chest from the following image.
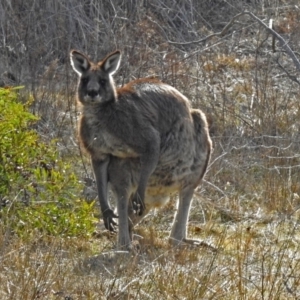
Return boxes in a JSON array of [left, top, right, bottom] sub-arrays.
[[80, 119, 138, 159]]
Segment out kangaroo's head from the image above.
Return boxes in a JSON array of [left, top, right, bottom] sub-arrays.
[[70, 50, 121, 105]]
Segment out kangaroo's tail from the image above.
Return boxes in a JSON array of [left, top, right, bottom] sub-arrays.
[[191, 109, 212, 182]]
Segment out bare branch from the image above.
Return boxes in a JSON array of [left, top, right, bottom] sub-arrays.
[[243, 11, 300, 73], [165, 12, 246, 46], [165, 10, 300, 75], [275, 57, 300, 86]]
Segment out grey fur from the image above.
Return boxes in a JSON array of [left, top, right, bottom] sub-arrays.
[[70, 50, 212, 249]]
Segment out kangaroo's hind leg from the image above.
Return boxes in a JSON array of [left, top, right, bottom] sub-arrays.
[[109, 181, 132, 250], [169, 185, 197, 246], [108, 158, 134, 250]]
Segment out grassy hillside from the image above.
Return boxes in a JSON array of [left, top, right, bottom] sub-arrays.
[[1, 1, 300, 299]]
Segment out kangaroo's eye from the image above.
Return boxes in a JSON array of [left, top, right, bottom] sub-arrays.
[[81, 77, 89, 84], [99, 79, 106, 85]]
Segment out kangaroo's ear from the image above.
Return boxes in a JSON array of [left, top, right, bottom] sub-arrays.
[[70, 50, 91, 75], [102, 51, 121, 75]]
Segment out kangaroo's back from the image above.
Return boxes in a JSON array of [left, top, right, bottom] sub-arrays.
[[117, 78, 192, 134]]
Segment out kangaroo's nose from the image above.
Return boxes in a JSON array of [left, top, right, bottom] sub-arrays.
[[87, 90, 99, 98]]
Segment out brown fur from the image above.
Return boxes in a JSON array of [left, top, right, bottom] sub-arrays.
[[70, 50, 212, 249]]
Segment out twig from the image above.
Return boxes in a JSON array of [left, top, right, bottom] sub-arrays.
[[275, 57, 300, 86], [165, 12, 246, 46]]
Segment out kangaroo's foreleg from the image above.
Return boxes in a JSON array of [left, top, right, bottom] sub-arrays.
[[132, 130, 160, 216], [92, 156, 118, 232]]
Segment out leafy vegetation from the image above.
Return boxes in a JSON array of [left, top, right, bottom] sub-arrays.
[[0, 87, 96, 238]]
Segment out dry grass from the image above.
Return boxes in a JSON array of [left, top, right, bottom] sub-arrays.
[[1, 210, 300, 299], [1, 1, 300, 299]]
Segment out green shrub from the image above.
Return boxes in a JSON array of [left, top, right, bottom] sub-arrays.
[[0, 87, 96, 238]]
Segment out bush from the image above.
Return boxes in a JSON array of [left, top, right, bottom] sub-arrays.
[[0, 87, 96, 238]]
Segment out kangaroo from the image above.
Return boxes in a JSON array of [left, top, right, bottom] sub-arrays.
[[70, 50, 212, 249]]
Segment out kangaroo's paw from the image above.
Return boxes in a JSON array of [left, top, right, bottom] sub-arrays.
[[131, 193, 145, 216], [102, 209, 118, 232]]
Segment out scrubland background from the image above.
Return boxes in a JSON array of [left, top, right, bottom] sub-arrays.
[[1, 0, 300, 299]]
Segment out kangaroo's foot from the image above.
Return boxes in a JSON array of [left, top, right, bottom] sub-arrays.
[[169, 237, 217, 252]]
